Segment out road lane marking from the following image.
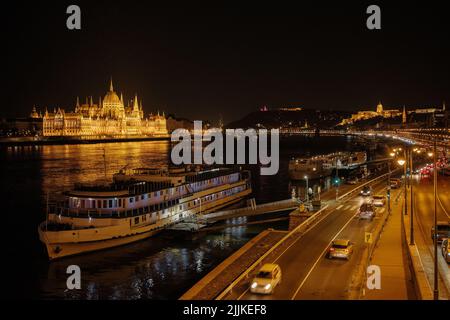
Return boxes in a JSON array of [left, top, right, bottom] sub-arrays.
[[437, 194, 450, 219], [237, 205, 338, 300], [290, 211, 357, 300], [236, 181, 392, 300]]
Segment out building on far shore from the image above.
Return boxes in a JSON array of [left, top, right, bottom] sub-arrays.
[[339, 102, 446, 127], [30, 80, 169, 138], [0, 115, 43, 137], [339, 102, 401, 126], [166, 115, 194, 133]]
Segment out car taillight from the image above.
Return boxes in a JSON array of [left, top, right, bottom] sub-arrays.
[[330, 248, 335, 251]]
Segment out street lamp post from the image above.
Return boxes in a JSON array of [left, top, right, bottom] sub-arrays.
[[388, 154, 395, 215], [305, 176, 309, 204], [409, 148, 414, 245], [432, 141, 439, 300], [397, 157, 407, 216], [335, 157, 339, 201]]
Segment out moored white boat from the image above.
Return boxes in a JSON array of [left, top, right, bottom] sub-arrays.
[[39, 166, 252, 260]]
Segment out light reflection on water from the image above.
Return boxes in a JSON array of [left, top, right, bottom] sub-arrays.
[[0, 136, 357, 299], [38, 141, 170, 194], [39, 223, 278, 300]]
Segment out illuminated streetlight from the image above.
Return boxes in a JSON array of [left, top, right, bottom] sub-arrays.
[[397, 158, 406, 166], [304, 175, 309, 204]]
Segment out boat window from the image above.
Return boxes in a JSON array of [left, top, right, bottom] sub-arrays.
[[109, 200, 113, 208], [81, 200, 85, 209], [97, 200, 102, 208], [92, 200, 96, 209], [129, 197, 134, 203], [141, 195, 145, 200], [134, 217, 139, 225], [103, 200, 107, 208], [135, 196, 139, 202], [118, 199, 122, 207]]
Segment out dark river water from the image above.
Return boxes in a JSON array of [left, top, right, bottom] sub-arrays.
[[0, 135, 380, 299]]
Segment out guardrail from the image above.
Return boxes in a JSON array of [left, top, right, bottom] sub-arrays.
[[337, 170, 399, 202], [356, 189, 399, 298], [215, 171, 399, 300], [201, 198, 298, 221], [215, 204, 330, 300]]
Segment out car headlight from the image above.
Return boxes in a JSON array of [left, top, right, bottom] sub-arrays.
[[264, 284, 271, 290], [251, 282, 258, 289]]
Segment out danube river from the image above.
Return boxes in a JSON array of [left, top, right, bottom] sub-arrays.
[[0, 135, 380, 299]]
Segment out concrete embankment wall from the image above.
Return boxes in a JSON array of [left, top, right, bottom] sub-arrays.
[[402, 213, 434, 300], [0, 136, 169, 146], [180, 230, 287, 300]]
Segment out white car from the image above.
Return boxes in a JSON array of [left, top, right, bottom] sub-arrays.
[[372, 195, 386, 207], [250, 264, 282, 295], [358, 203, 375, 220]]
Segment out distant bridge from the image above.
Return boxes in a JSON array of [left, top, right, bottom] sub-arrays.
[[279, 128, 450, 148]]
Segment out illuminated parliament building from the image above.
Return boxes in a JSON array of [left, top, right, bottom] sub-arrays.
[[30, 80, 168, 138]]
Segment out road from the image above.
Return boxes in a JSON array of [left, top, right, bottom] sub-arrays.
[[223, 179, 394, 300], [412, 173, 450, 299]]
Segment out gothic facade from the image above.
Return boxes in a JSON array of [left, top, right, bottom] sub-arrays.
[[33, 80, 168, 138]]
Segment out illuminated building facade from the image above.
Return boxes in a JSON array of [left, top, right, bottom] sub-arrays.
[[339, 102, 401, 126], [35, 80, 168, 138]]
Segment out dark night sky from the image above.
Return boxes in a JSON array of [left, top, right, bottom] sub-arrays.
[[3, 1, 450, 124]]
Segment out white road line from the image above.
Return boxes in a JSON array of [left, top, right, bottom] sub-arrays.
[[237, 287, 249, 300], [344, 205, 351, 210], [238, 205, 340, 300], [437, 195, 450, 219], [290, 212, 356, 300], [337, 205, 344, 210], [237, 206, 335, 300]]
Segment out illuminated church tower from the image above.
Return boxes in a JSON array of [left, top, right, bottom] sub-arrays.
[[376, 102, 383, 114], [102, 79, 125, 119]]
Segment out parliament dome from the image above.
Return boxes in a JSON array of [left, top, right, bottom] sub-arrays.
[[103, 79, 121, 105]]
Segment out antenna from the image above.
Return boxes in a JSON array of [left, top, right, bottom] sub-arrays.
[[46, 192, 49, 231], [103, 146, 107, 180]]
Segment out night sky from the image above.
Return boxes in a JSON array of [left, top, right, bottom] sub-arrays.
[[3, 1, 450, 124]]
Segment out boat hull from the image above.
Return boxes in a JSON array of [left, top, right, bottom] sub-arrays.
[[39, 190, 250, 260], [40, 228, 161, 260]]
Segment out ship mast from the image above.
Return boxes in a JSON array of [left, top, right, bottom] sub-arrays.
[[103, 146, 107, 180]]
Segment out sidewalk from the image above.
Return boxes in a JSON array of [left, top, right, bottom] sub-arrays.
[[363, 195, 416, 300]]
